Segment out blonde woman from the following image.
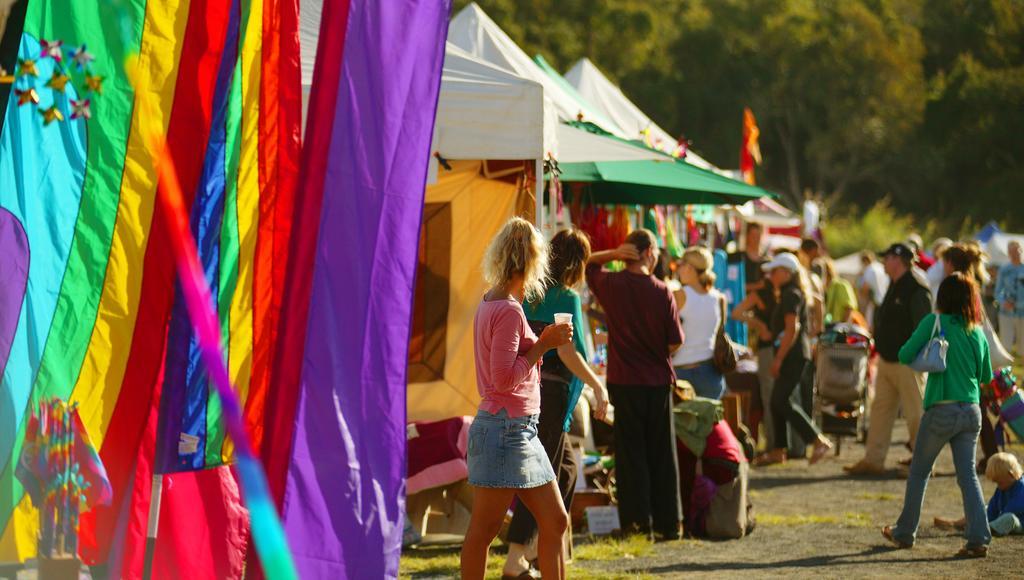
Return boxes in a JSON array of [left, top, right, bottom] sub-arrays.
[[673, 247, 728, 399], [502, 228, 609, 579], [461, 218, 572, 580]]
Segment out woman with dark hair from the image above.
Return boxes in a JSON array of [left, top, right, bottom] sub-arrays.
[[883, 273, 993, 558], [501, 228, 609, 579], [943, 242, 1012, 472]]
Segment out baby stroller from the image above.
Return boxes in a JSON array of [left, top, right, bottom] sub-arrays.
[[814, 323, 872, 455]]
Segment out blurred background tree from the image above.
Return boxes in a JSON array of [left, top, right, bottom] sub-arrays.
[[453, 0, 1024, 231]]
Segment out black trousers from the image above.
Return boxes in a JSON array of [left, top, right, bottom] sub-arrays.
[[507, 380, 579, 544], [608, 383, 681, 538], [771, 355, 821, 451]]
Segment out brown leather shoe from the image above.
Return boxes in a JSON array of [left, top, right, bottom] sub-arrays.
[[844, 460, 885, 476], [955, 544, 988, 559], [881, 526, 912, 549]]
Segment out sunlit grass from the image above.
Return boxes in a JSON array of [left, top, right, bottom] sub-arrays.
[[399, 546, 483, 579], [759, 511, 873, 528], [574, 534, 657, 561], [399, 536, 659, 579], [856, 492, 898, 501]]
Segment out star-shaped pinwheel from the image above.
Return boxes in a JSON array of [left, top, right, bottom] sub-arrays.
[[47, 73, 71, 92], [17, 58, 38, 77], [70, 45, 95, 70], [40, 105, 64, 125], [85, 74, 103, 94], [15, 88, 39, 106], [40, 39, 63, 61], [70, 98, 91, 120]]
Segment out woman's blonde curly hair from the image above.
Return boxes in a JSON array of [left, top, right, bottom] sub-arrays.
[[482, 217, 549, 303]]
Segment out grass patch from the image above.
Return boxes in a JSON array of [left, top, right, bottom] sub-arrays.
[[759, 512, 874, 528], [575, 535, 656, 562], [856, 492, 898, 501], [399, 546, 480, 579], [400, 540, 656, 580]]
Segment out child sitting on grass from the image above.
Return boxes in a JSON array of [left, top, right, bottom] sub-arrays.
[[935, 452, 1024, 537]]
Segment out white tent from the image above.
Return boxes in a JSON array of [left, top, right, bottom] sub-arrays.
[[737, 197, 802, 228], [556, 123, 667, 163], [834, 252, 864, 280], [565, 57, 720, 172], [448, 3, 629, 140], [986, 232, 1024, 267], [433, 44, 555, 161]]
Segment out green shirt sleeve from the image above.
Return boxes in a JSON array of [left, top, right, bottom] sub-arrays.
[[569, 290, 589, 359], [526, 287, 589, 360], [899, 313, 936, 365], [977, 329, 993, 384], [840, 280, 858, 312]]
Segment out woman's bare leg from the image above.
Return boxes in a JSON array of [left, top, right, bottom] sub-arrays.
[[461, 487, 516, 580], [516, 481, 569, 580]]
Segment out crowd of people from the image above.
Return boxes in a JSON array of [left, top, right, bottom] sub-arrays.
[[459, 217, 1024, 578]]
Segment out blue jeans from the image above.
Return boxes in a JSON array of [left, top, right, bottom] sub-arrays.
[[991, 513, 1023, 536], [892, 402, 991, 547], [675, 361, 726, 400]]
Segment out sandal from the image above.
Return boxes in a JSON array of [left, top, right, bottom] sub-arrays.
[[881, 526, 912, 549], [955, 545, 988, 559], [753, 450, 786, 467], [809, 439, 834, 465]]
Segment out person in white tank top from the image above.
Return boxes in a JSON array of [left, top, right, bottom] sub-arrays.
[[672, 247, 727, 399]]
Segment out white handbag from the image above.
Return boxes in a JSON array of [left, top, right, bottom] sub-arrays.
[[909, 315, 948, 373], [982, 313, 1013, 368]]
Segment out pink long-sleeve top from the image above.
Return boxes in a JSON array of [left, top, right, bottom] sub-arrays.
[[474, 298, 541, 418]]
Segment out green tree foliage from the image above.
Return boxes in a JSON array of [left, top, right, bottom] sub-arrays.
[[822, 199, 938, 258], [452, 0, 1024, 228]]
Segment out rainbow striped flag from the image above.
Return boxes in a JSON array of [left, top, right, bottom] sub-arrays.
[[0, 0, 301, 566], [0, 0, 448, 576]]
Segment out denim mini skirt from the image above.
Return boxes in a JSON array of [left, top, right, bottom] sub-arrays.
[[467, 408, 556, 489]]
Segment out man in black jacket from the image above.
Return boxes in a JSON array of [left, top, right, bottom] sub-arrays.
[[845, 243, 931, 475]]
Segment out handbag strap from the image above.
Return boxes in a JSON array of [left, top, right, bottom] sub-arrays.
[[717, 293, 728, 339]]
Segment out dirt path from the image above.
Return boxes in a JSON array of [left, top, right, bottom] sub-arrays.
[[574, 419, 1023, 578]]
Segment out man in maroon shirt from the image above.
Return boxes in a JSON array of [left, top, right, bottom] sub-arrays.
[[587, 229, 684, 540]]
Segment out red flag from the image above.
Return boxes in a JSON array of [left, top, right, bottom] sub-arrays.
[[740, 107, 762, 185]]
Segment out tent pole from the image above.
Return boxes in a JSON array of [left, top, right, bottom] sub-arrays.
[[142, 474, 163, 580], [535, 158, 544, 232]]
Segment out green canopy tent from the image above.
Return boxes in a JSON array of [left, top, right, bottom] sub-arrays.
[[534, 55, 776, 206], [557, 156, 774, 205]]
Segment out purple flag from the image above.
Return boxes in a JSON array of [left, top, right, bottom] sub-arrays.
[[279, 0, 450, 577]]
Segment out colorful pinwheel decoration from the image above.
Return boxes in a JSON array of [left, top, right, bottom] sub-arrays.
[[11, 40, 103, 127]]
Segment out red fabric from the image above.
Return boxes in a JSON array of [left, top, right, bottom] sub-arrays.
[[917, 254, 935, 270], [151, 467, 249, 580], [110, 355, 164, 579], [586, 265, 683, 386], [677, 420, 744, 534], [703, 420, 745, 465], [261, 0, 352, 511], [79, 0, 229, 563], [407, 418, 467, 478], [768, 226, 802, 239], [247, 0, 284, 452]]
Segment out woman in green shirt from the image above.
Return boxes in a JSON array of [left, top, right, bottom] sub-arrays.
[[503, 229, 610, 579], [884, 272, 993, 557]]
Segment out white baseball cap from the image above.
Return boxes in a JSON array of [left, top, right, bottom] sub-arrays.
[[762, 252, 802, 273]]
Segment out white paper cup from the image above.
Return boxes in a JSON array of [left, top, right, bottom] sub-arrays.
[[554, 313, 573, 326]]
